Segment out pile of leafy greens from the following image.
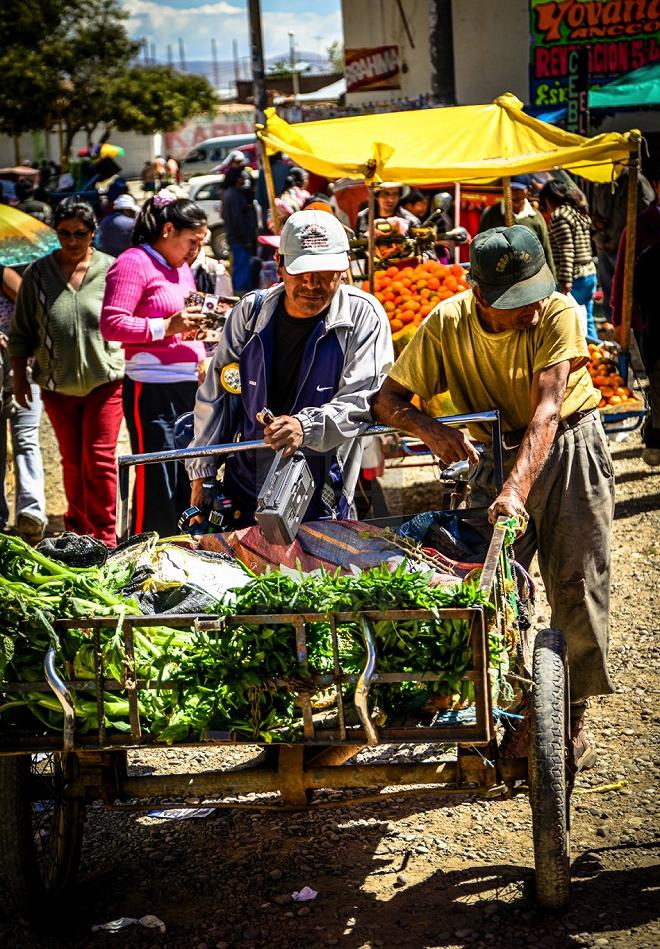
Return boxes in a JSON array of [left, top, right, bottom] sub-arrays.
[[0, 534, 503, 743]]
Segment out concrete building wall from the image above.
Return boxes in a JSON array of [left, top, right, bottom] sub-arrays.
[[451, 0, 530, 104], [340, 0, 434, 104], [0, 128, 158, 179]]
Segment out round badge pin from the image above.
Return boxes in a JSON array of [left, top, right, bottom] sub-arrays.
[[220, 362, 241, 394]]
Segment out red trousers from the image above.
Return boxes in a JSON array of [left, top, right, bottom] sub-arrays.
[[41, 381, 123, 545]]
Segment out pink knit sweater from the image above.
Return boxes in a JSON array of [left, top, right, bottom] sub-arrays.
[[101, 246, 205, 382]]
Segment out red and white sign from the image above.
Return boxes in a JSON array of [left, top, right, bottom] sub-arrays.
[[163, 106, 255, 159], [345, 45, 400, 92]]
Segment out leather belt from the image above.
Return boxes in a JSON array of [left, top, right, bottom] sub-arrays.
[[501, 409, 597, 452]]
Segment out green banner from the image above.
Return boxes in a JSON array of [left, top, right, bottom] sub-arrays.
[[529, 0, 660, 108]]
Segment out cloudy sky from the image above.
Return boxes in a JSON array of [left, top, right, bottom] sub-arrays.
[[121, 0, 343, 65]]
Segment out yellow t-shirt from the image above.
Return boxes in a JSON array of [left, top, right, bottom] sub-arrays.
[[388, 289, 600, 442]]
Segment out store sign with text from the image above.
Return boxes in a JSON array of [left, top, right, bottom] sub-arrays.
[[529, 0, 660, 108], [345, 45, 400, 92]]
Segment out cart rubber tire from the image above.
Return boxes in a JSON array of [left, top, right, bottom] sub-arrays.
[[529, 628, 571, 911], [0, 753, 84, 921]]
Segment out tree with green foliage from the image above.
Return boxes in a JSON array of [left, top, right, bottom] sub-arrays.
[[0, 0, 217, 163], [110, 66, 218, 136], [327, 40, 344, 73], [266, 59, 294, 79]]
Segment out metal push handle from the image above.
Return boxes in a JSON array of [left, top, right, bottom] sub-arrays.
[[116, 411, 504, 541], [44, 647, 75, 752], [354, 616, 379, 746]]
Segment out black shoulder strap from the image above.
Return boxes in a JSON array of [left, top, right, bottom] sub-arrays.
[[247, 289, 266, 331]]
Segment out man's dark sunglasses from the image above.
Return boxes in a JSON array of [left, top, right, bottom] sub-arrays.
[[56, 228, 92, 240]]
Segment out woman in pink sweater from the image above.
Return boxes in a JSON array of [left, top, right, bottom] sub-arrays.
[[101, 191, 207, 535]]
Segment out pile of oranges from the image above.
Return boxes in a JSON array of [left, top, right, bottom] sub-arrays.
[[587, 342, 636, 408], [361, 261, 469, 333]]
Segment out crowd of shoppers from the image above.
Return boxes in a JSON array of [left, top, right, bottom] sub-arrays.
[[1, 142, 658, 548]]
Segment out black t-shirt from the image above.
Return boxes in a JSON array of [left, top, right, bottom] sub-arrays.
[[268, 299, 324, 416]]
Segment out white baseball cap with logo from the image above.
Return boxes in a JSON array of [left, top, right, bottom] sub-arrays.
[[279, 209, 350, 275]]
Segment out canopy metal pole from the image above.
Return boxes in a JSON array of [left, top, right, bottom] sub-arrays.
[[259, 136, 281, 234], [620, 136, 640, 366], [454, 181, 461, 264], [368, 186, 376, 295], [502, 176, 513, 226]]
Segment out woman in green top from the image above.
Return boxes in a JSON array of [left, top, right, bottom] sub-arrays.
[[10, 198, 124, 544]]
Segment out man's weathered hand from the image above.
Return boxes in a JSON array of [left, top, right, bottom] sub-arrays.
[[423, 422, 480, 466], [186, 477, 207, 526], [264, 415, 304, 456], [488, 486, 528, 524]]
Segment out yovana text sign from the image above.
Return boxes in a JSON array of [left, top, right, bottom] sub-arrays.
[[529, 0, 660, 108]]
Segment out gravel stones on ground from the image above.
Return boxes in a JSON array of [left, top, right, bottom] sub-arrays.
[[0, 434, 659, 949]]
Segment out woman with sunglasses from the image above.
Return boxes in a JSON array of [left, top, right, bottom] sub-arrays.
[[9, 197, 124, 544]]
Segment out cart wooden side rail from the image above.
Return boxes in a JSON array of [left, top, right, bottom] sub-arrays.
[[0, 605, 494, 755]]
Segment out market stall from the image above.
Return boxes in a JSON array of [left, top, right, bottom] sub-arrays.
[[257, 92, 644, 424]]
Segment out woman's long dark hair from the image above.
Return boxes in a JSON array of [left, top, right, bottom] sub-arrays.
[[131, 195, 207, 246], [539, 179, 589, 215], [53, 197, 97, 231]]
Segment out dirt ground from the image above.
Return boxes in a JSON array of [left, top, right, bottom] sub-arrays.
[[0, 418, 659, 949]]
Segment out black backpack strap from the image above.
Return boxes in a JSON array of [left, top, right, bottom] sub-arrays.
[[246, 289, 266, 331]]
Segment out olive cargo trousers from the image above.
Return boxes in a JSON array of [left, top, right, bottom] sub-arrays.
[[468, 411, 615, 709]]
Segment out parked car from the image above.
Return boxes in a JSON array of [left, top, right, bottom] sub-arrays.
[[186, 175, 228, 258], [210, 143, 259, 175], [181, 133, 256, 180]]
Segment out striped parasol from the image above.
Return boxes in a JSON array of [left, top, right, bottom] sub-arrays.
[[0, 204, 60, 267]]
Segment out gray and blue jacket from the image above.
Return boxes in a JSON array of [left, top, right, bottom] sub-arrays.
[[186, 282, 393, 520]]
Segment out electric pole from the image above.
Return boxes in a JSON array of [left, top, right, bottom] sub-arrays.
[[178, 37, 186, 72], [247, 0, 267, 120], [289, 31, 299, 103], [211, 38, 220, 89], [233, 38, 241, 94]]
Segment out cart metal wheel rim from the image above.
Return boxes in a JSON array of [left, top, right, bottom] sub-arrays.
[[30, 753, 72, 889]]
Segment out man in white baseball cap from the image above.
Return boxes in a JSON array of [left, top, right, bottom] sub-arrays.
[[279, 208, 350, 274], [187, 208, 393, 525]]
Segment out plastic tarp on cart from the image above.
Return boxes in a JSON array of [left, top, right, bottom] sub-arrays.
[[258, 92, 637, 185]]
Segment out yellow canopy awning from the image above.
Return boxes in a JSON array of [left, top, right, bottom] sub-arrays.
[[258, 93, 638, 185]]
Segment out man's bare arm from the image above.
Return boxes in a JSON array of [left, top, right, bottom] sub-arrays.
[[372, 378, 479, 465], [488, 359, 570, 522]]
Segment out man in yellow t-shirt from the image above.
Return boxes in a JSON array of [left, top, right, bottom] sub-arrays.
[[373, 225, 614, 771]]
